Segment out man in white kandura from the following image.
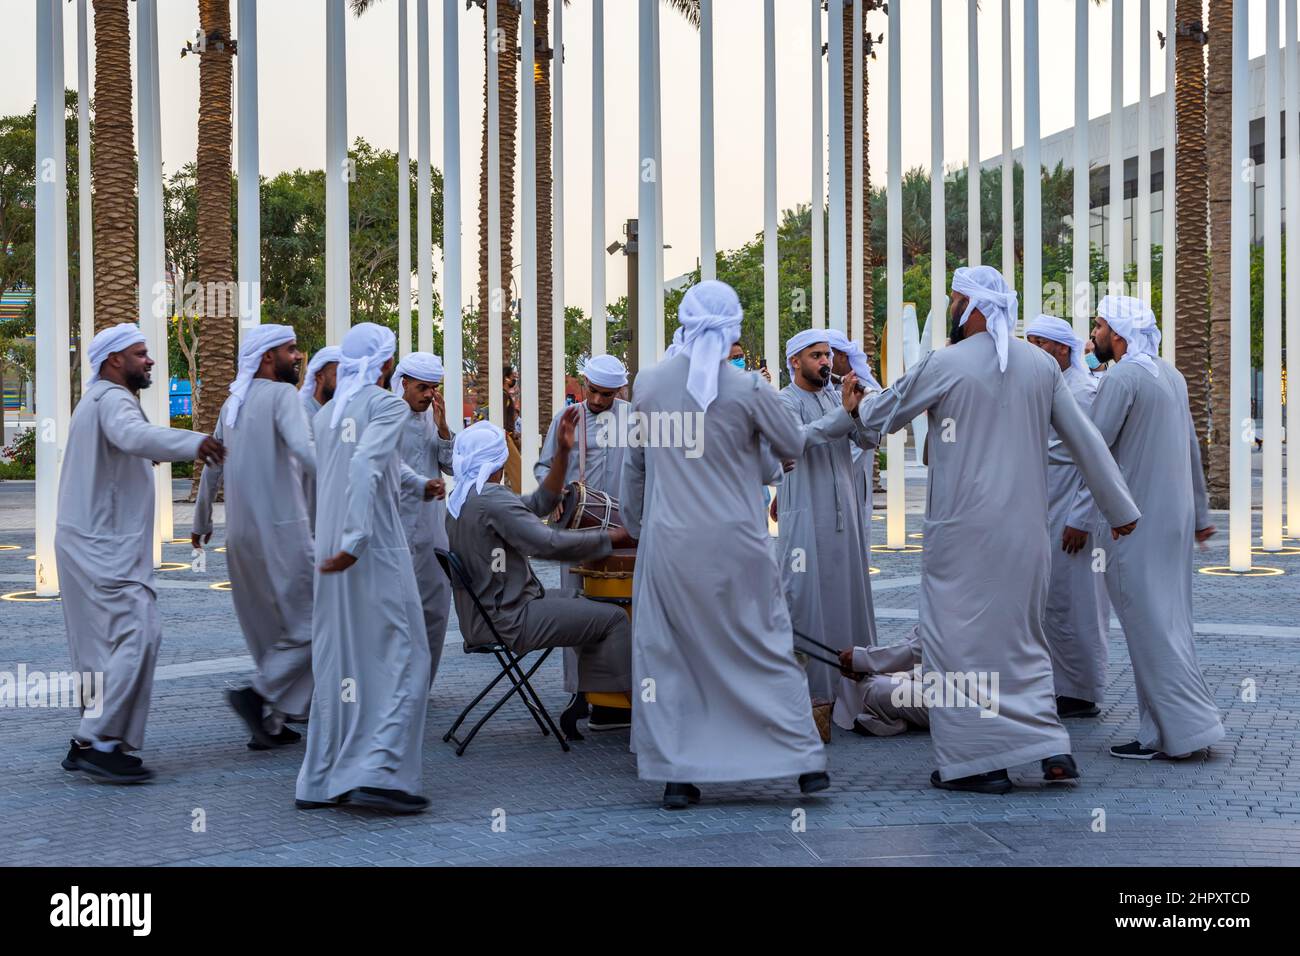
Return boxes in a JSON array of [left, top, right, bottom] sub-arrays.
[[193, 324, 317, 750], [57, 323, 224, 783], [391, 351, 454, 687], [826, 329, 877, 512], [298, 346, 341, 534], [772, 328, 882, 731], [621, 280, 867, 810], [1024, 314, 1111, 720], [854, 266, 1141, 794], [534, 353, 632, 736], [1083, 295, 1225, 761], [296, 323, 431, 814]]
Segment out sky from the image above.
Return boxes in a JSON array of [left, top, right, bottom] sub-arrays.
[[2, 0, 1270, 318]]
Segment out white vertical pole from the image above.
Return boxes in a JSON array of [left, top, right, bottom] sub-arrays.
[[1230, 0, 1252, 571], [443, 0, 463, 431], [148, 0, 169, 544], [76, 0, 93, 388], [590, 0, 606, 356], [1001, 0, 1014, 284], [1109, 0, 1124, 295], [487, 0, 503, 426], [1287, 0, 1300, 534], [1137, 0, 1152, 300], [417, 0, 432, 354], [1073, 0, 1090, 340], [811, 0, 825, 330], [766, 0, 779, 369], [637, 0, 657, 370], [652, 0, 665, 356], [397, 0, 411, 356], [521, 0, 538, 492], [1264, 0, 1284, 551], [851, 0, 863, 348], [1162, 0, 1176, 361], [828, 0, 847, 335], [553, 0, 566, 414], [968, 0, 980, 269], [238, 0, 261, 342], [35, 0, 70, 596], [1023, 0, 1041, 322], [931, 0, 945, 350], [701, 0, 717, 282], [887, 0, 904, 551], [326, 0, 350, 345]]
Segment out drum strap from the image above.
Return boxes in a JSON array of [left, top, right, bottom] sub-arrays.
[[578, 402, 588, 483]]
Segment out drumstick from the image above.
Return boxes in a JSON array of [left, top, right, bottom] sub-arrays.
[[796, 647, 847, 670], [791, 628, 842, 657]]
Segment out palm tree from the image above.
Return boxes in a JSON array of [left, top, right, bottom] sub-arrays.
[[90, 0, 137, 335], [844, 1, 883, 365], [1202, 1, 1228, 505]]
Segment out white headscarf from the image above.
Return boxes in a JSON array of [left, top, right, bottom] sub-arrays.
[[581, 354, 628, 389], [225, 324, 296, 426], [87, 323, 148, 385], [825, 328, 884, 391], [1024, 314, 1088, 376], [391, 351, 445, 391], [447, 421, 510, 519], [784, 329, 830, 362], [300, 346, 342, 415], [329, 323, 397, 428], [950, 265, 1019, 373], [1098, 294, 1161, 378], [676, 280, 744, 411], [664, 326, 686, 359]]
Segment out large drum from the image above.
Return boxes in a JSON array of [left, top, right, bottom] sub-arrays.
[[555, 480, 624, 533], [572, 548, 636, 713]]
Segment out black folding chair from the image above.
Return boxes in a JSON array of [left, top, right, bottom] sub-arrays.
[[434, 548, 570, 756]]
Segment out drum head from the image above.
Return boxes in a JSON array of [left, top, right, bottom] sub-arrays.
[[555, 481, 584, 528]]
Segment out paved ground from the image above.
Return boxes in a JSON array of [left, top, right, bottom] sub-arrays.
[[1, 476, 1297, 867]]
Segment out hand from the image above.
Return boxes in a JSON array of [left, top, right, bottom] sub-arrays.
[[781, 459, 796, 474], [431, 390, 449, 434], [197, 436, 225, 465], [190, 531, 212, 550], [319, 551, 358, 574], [1195, 525, 1217, 545], [759, 366, 772, 384], [840, 372, 863, 414], [555, 405, 582, 457], [1061, 526, 1088, 554], [608, 526, 636, 549], [1111, 520, 1138, 540], [424, 478, 446, 501], [769, 494, 779, 524], [837, 648, 866, 680]]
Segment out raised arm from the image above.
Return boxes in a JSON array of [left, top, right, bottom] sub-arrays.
[[99, 388, 206, 463], [854, 351, 946, 439], [489, 492, 614, 563], [752, 377, 856, 461]]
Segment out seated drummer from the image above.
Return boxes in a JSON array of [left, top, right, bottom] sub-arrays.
[[446, 410, 634, 732]]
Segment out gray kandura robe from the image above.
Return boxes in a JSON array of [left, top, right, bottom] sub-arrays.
[[54, 380, 205, 751], [1076, 358, 1225, 757], [856, 334, 1140, 780], [620, 356, 852, 784], [296, 385, 430, 802], [194, 379, 317, 718], [395, 410, 455, 686], [301, 394, 321, 534], [848, 626, 929, 736]]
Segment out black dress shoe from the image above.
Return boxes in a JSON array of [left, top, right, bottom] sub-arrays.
[[930, 769, 1013, 794], [62, 738, 142, 771], [349, 787, 430, 814], [559, 693, 588, 742], [246, 727, 303, 751], [1056, 696, 1101, 719], [70, 744, 154, 784], [1042, 753, 1080, 782], [587, 705, 631, 731], [1109, 740, 1170, 760], [798, 772, 831, 794], [295, 792, 350, 810], [661, 782, 701, 810], [227, 686, 278, 749]]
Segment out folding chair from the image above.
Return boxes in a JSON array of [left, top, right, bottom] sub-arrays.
[[434, 548, 570, 756]]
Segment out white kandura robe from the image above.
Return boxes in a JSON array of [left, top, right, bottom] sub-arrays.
[[296, 385, 430, 802], [1044, 364, 1111, 703], [1075, 358, 1225, 757], [621, 356, 853, 783], [395, 409, 455, 685], [856, 334, 1140, 780], [301, 394, 322, 534], [769, 383, 881, 729], [54, 381, 204, 751], [194, 379, 317, 718], [533, 398, 630, 694]]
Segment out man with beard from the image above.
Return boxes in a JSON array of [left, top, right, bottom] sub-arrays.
[[57, 323, 223, 782], [771, 329, 882, 731], [296, 324, 431, 814], [298, 346, 341, 533], [391, 352, 454, 688], [853, 266, 1141, 793], [826, 329, 881, 512], [194, 324, 317, 749], [1081, 296, 1224, 761]]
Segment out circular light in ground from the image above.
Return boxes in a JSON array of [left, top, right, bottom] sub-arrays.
[[167, 538, 191, 545], [871, 544, 924, 554], [909, 532, 924, 539], [1251, 546, 1300, 555], [868, 566, 881, 575], [1197, 566, 1285, 577], [214, 547, 227, 553], [0, 544, 21, 552], [209, 581, 233, 591], [157, 562, 190, 572], [1, 590, 58, 602]]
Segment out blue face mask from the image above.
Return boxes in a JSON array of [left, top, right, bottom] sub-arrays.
[[729, 358, 746, 369], [1085, 352, 1101, 371]]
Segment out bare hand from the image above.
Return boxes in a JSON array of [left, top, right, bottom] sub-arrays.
[[759, 366, 772, 384], [424, 478, 446, 501], [840, 372, 863, 414], [769, 494, 779, 524], [190, 531, 212, 550], [781, 459, 796, 474], [1111, 520, 1138, 540], [197, 436, 225, 465], [838, 648, 866, 680], [431, 391, 449, 434], [320, 551, 358, 574], [1061, 526, 1088, 554], [608, 526, 636, 549], [1195, 525, 1217, 545], [555, 405, 582, 457]]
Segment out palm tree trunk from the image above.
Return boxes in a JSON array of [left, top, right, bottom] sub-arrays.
[[842, 2, 876, 360], [1203, 0, 1229, 506], [536, 0, 554, 430], [192, 0, 236, 492], [91, 0, 137, 335]]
